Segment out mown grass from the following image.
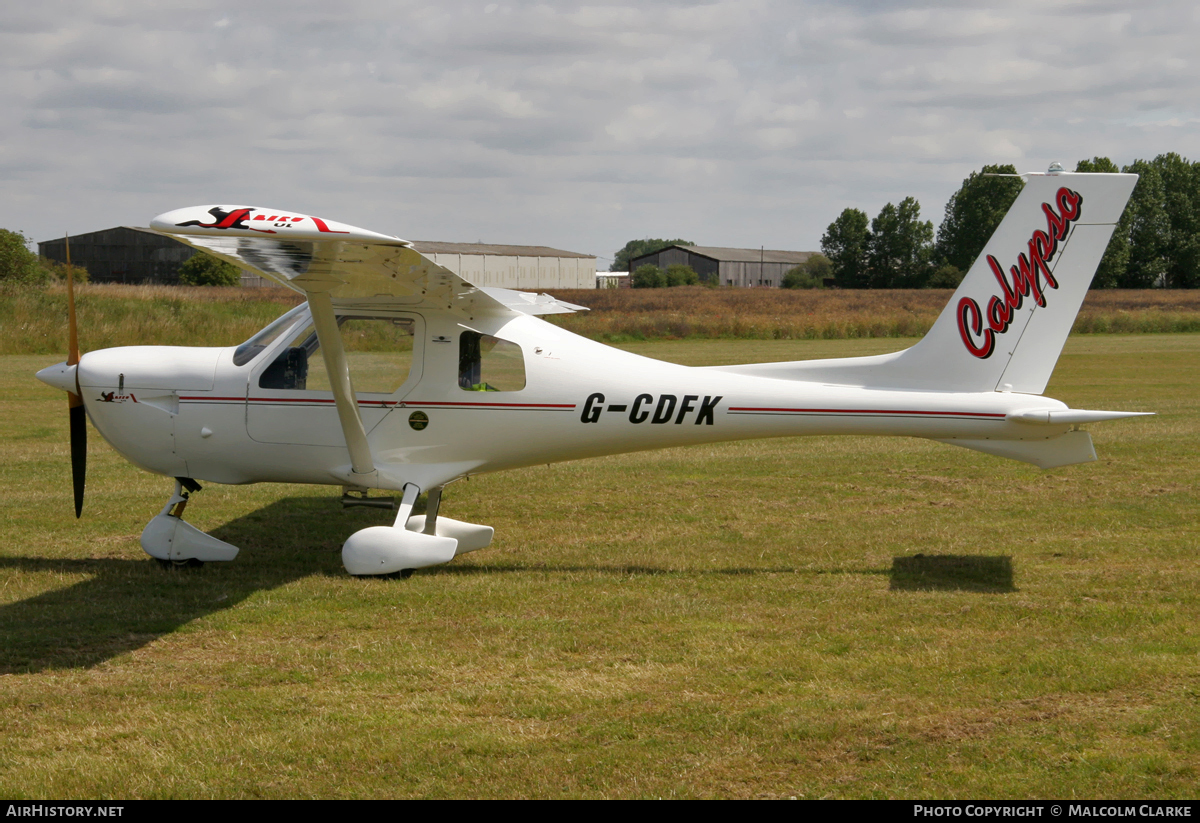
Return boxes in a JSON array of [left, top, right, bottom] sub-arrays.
[[3, 284, 1200, 354], [1, 335, 1197, 799]]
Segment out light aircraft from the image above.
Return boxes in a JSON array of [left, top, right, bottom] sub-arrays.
[[36, 167, 1149, 576]]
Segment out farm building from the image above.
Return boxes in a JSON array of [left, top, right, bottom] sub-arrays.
[[411, 241, 597, 289], [629, 245, 816, 287], [39, 228, 599, 289], [39, 227, 198, 284]]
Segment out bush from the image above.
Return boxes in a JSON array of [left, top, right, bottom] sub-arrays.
[[178, 252, 242, 287], [926, 264, 964, 289], [38, 257, 89, 284], [783, 254, 832, 289], [632, 264, 665, 288], [664, 264, 699, 287]]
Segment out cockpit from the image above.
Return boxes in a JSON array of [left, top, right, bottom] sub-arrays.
[[234, 305, 526, 399]]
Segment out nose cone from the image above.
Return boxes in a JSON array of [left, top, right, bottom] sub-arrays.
[[36, 361, 79, 394]]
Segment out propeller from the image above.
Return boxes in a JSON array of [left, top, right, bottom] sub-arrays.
[[65, 233, 86, 518]]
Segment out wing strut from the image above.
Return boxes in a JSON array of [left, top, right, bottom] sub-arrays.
[[307, 291, 375, 476]]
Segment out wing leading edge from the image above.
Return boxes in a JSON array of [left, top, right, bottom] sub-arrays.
[[150, 205, 588, 318]]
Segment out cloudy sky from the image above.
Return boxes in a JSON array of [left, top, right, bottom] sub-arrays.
[[4, 1, 1198, 267]]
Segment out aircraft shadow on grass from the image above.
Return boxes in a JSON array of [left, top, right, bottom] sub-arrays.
[[0, 496, 387, 675], [889, 554, 1016, 593], [0, 498, 1014, 674]]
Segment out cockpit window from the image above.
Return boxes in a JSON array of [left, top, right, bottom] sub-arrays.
[[258, 315, 417, 393], [233, 304, 308, 366], [459, 331, 525, 392]]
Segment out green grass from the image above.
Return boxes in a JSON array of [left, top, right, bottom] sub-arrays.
[[1, 336, 1197, 798]]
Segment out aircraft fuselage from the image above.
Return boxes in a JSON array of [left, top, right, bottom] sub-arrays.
[[73, 306, 1072, 494]]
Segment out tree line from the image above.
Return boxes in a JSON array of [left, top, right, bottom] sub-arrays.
[[821, 154, 1200, 289]]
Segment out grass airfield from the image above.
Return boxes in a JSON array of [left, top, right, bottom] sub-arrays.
[[1, 335, 1197, 799]]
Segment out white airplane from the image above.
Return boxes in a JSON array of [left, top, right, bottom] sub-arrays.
[[36, 167, 1149, 576]]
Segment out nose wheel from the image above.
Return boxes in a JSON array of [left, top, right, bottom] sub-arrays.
[[156, 558, 205, 570], [140, 479, 239, 566]]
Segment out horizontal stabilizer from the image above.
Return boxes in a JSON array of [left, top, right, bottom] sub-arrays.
[[479, 287, 589, 315], [936, 430, 1096, 469]]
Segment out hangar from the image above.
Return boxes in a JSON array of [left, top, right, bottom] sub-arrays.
[[38, 227, 196, 284], [411, 241, 597, 290], [629, 244, 816, 288], [39, 228, 599, 289]]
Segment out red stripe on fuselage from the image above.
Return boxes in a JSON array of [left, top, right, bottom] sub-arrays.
[[727, 407, 1005, 418]]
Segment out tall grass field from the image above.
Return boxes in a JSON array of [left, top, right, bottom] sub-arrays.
[[3, 283, 1200, 353], [0, 285, 1196, 798]]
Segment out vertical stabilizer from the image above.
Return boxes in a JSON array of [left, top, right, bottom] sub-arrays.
[[710, 170, 1137, 395], [892, 170, 1137, 394]]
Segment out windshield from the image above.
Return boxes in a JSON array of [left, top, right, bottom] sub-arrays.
[[233, 304, 308, 366]]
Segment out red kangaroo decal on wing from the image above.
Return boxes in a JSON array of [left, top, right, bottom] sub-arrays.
[[175, 207, 278, 234], [957, 187, 1083, 359]]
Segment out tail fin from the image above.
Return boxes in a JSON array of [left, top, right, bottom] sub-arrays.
[[897, 170, 1136, 393], [714, 170, 1137, 394]]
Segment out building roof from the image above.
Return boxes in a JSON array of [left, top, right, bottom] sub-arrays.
[[409, 241, 594, 259], [38, 226, 180, 247], [677, 245, 813, 264]]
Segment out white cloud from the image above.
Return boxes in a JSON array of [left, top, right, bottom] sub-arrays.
[[2, 0, 1199, 258]]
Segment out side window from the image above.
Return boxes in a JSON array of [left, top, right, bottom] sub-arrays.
[[458, 331, 525, 392], [259, 316, 417, 393]]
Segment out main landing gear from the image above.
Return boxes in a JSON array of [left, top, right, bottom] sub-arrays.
[[341, 483, 494, 577], [140, 478, 239, 567], [137, 479, 492, 576]]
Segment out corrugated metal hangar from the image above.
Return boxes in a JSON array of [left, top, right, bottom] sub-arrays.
[[629, 244, 815, 288], [39, 228, 599, 289], [412, 241, 597, 290], [39, 227, 196, 284]]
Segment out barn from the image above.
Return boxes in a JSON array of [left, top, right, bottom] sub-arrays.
[[38, 227, 198, 284], [628, 245, 816, 287], [411, 241, 597, 290], [39, 229, 598, 289]]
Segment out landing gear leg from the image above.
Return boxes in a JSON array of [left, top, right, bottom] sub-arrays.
[[422, 486, 443, 535], [140, 479, 239, 565], [406, 485, 494, 556]]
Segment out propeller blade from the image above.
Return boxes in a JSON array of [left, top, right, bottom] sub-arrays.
[[65, 233, 86, 518], [69, 394, 86, 518]]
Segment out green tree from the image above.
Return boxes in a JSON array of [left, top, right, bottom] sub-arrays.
[[1075, 157, 1129, 288], [782, 253, 831, 289], [867, 197, 934, 288], [820, 208, 870, 289], [663, 263, 699, 286], [178, 252, 242, 286], [611, 238, 694, 272], [1150, 152, 1200, 288], [1121, 159, 1171, 288], [935, 164, 1024, 272], [631, 264, 665, 288], [0, 230, 42, 284]]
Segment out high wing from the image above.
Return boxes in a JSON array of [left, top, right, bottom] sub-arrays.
[[150, 205, 588, 480], [149, 205, 588, 318]]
